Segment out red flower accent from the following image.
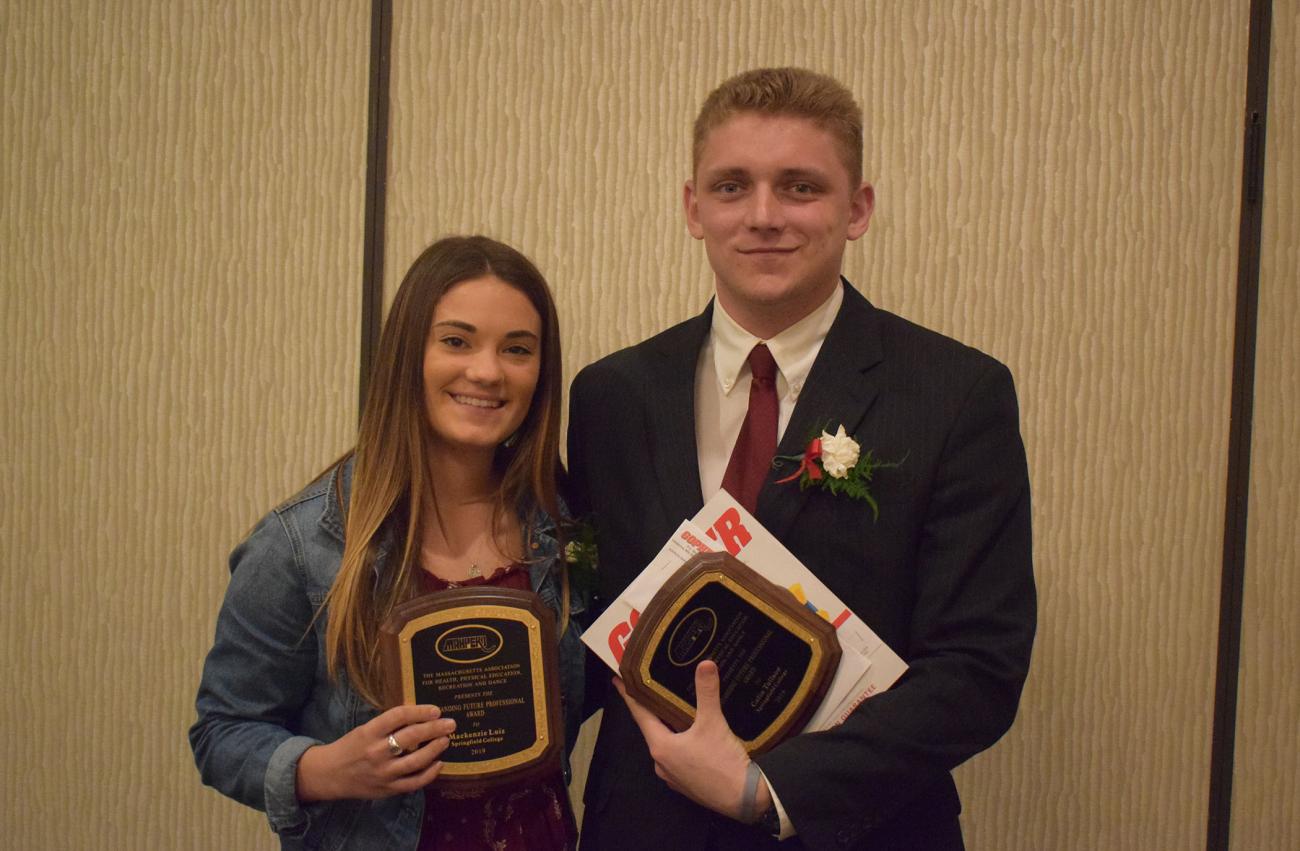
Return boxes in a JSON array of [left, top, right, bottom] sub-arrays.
[[776, 437, 823, 484]]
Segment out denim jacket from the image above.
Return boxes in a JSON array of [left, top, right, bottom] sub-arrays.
[[190, 459, 586, 850]]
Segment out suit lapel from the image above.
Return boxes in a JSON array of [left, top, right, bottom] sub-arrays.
[[644, 305, 713, 524], [757, 282, 884, 541]]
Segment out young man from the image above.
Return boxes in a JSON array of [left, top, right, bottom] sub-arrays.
[[567, 68, 1035, 850]]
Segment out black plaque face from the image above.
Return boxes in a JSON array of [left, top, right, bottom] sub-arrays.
[[381, 587, 561, 788], [620, 552, 840, 754], [647, 581, 813, 741]]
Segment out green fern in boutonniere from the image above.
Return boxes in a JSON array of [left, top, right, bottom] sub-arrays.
[[562, 518, 599, 602], [775, 424, 905, 521]]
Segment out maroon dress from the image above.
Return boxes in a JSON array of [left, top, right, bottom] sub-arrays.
[[415, 566, 577, 851]]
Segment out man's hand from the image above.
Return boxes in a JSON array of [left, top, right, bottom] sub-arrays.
[[614, 660, 772, 821]]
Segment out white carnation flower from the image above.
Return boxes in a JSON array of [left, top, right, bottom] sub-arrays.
[[819, 425, 860, 479]]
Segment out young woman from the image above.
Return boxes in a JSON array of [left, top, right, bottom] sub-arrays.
[[191, 236, 583, 850]]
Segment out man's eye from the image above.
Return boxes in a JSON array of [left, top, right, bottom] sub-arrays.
[[790, 183, 817, 194], [716, 182, 743, 194]]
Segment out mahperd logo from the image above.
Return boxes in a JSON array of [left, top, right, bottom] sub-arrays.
[[435, 624, 504, 664], [667, 607, 717, 667]]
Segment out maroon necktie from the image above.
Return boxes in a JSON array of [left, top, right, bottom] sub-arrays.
[[721, 344, 778, 515]]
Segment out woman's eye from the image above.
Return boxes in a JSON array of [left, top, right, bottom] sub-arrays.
[[504, 344, 535, 357], [440, 335, 469, 349]]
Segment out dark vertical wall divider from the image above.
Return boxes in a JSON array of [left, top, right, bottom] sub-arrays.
[[1208, 1, 1273, 849], [359, 0, 391, 416]]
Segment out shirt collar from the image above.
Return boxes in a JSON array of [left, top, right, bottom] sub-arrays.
[[710, 282, 844, 398]]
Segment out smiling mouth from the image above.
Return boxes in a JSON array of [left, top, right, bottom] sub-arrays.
[[739, 247, 797, 255], [450, 394, 504, 409]]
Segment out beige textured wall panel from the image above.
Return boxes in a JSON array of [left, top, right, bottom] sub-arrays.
[[1, 1, 367, 848], [939, 7, 1246, 848], [1231, 4, 1300, 848], [388, 1, 1246, 848]]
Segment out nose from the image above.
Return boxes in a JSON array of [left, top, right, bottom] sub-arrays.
[[743, 184, 784, 230], [464, 349, 505, 385]]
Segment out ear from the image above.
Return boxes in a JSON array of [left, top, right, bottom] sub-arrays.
[[683, 180, 705, 240], [846, 182, 875, 241]]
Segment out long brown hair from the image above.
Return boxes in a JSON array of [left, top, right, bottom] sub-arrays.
[[323, 235, 564, 708]]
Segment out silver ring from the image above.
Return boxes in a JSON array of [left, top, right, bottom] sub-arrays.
[[386, 733, 403, 757]]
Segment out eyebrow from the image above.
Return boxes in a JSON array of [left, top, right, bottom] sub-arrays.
[[705, 167, 750, 182], [433, 320, 540, 341], [779, 168, 830, 182]]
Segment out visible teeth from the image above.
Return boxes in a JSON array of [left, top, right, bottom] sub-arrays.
[[452, 395, 502, 409]]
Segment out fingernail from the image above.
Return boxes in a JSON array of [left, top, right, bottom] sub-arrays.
[[430, 705, 441, 719]]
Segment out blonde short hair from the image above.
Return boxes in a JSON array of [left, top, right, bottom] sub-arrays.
[[692, 67, 864, 184]]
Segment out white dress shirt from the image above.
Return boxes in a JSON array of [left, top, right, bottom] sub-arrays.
[[693, 282, 844, 839]]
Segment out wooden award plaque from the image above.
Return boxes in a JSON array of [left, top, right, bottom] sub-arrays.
[[379, 586, 562, 790], [618, 551, 841, 755]]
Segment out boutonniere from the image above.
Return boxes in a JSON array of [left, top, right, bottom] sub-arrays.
[[775, 425, 905, 521], [562, 517, 599, 599]]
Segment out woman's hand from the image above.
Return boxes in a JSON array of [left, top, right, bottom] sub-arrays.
[[296, 704, 456, 802]]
